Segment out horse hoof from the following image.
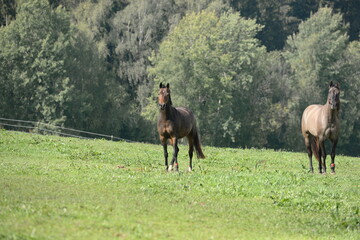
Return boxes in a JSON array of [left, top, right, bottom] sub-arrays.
[[188, 167, 192, 172], [331, 172, 336, 175], [168, 165, 173, 172]]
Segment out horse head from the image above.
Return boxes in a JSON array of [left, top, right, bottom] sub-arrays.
[[158, 82, 172, 110], [328, 81, 340, 110]]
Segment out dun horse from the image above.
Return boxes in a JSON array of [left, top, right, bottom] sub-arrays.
[[301, 81, 340, 174], [157, 83, 205, 171]]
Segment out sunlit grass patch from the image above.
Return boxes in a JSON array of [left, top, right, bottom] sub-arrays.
[[0, 130, 359, 239]]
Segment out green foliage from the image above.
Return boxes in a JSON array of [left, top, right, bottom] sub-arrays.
[[337, 40, 360, 154], [0, 0, 73, 125], [282, 7, 352, 151], [1, 1, 360, 155], [111, 0, 177, 87], [148, 11, 277, 147], [1, 130, 360, 239], [0, 0, 16, 26], [274, 7, 360, 155], [285, 7, 348, 99], [65, 0, 130, 136], [231, 0, 292, 50]]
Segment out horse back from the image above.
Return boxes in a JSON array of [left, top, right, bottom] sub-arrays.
[[157, 106, 196, 139], [174, 107, 196, 137], [301, 104, 326, 137]]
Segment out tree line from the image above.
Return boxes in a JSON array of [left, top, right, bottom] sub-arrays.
[[1, 0, 359, 156]]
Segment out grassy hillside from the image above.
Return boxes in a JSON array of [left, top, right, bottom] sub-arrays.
[[0, 130, 359, 239]]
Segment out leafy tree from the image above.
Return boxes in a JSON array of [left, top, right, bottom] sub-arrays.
[[0, 0, 16, 26], [285, 7, 348, 105], [69, 0, 160, 141], [110, 0, 195, 91], [260, 51, 294, 150], [336, 40, 360, 155], [147, 11, 284, 147], [230, 0, 291, 51], [230, 0, 359, 51], [283, 7, 351, 152], [289, 0, 360, 42], [110, 0, 186, 141], [0, 0, 73, 125], [0, 0, 130, 137]]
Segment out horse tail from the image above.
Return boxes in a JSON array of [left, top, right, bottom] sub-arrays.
[[193, 127, 205, 159], [310, 136, 321, 162]]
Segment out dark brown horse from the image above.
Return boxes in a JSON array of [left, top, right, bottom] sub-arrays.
[[157, 83, 205, 171], [301, 81, 340, 174]]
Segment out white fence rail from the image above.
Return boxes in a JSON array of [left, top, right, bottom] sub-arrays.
[[0, 117, 135, 142]]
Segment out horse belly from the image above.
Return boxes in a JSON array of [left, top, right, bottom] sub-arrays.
[[178, 125, 193, 138], [176, 108, 195, 138]]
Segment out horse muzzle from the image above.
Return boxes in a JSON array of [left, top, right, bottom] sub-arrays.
[[159, 103, 166, 110], [330, 102, 338, 110]]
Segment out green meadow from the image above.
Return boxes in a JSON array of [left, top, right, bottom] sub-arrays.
[[0, 130, 359, 239]]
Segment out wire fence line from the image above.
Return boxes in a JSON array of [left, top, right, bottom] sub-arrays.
[[0, 117, 136, 143]]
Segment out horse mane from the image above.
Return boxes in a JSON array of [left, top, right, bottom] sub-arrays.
[[168, 93, 173, 106]]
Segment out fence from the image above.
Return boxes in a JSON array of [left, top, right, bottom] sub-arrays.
[[0, 117, 135, 142]]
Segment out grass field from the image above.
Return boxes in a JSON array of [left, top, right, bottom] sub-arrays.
[[0, 129, 359, 239]]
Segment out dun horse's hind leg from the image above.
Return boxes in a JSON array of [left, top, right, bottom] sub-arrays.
[[317, 146, 323, 174], [330, 139, 338, 174], [320, 140, 327, 174], [187, 136, 194, 172], [305, 137, 314, 173]]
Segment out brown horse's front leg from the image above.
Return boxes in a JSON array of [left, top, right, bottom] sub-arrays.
[[330, 139, 338, 174], [160, 137, 168, 171], [169, 137, 179, 171], [163, 143, 168, 171]]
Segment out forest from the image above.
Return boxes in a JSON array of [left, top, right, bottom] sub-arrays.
[[0, 0, 359, 156]]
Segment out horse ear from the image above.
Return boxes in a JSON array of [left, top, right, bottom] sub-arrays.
[[166, 83, 170, 89], [329, 81, 334, 88], [159, 82, 163, 88], [335, 82, 340, 89]]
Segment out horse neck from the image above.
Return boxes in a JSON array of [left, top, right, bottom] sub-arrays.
[[159, 104, 174, 120], [324, 102, 339, 125]]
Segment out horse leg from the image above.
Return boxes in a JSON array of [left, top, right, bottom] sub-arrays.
[[163, 143, 168, 171], [330, 139, 338, 174], [319, 140, 327, 174], [187, 136, 194, 172], [317, 144, 323, 174], [169, 137, 179, 172], [161, 137, 168, 171], [304, 136, 313, 173]]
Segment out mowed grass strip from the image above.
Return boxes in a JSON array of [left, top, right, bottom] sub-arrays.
[[0, 130, 359, 239]]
